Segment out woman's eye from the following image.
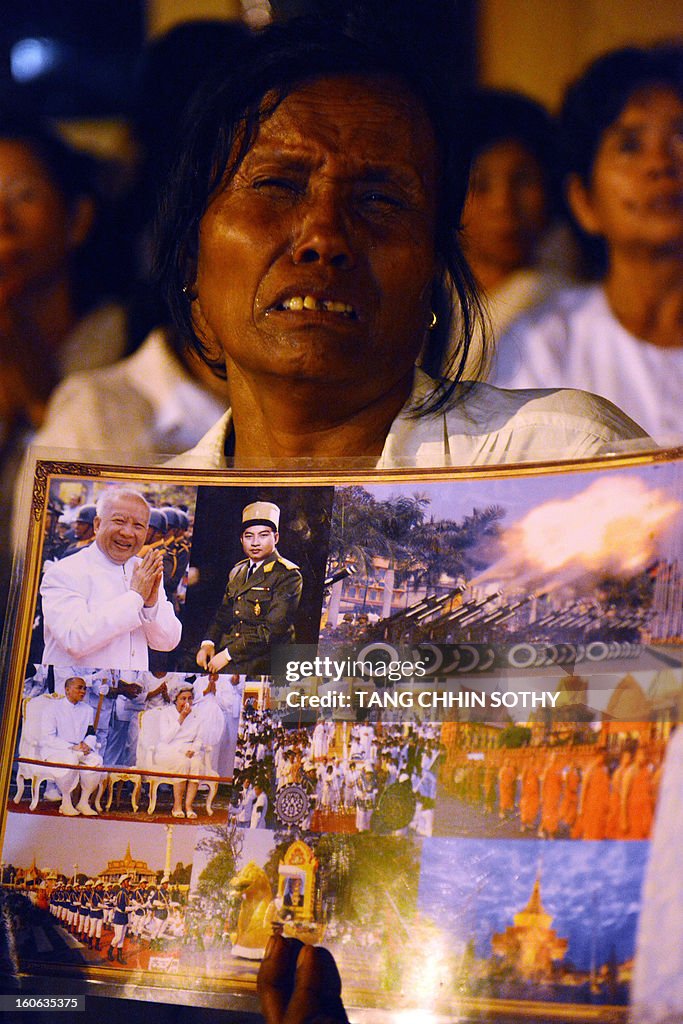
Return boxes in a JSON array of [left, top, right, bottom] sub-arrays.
[[361, 190, 405, 209], [253, 177, 301, 195], [615, 132, 642, 155]]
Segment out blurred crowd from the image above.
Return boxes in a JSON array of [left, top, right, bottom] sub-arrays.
[[1, 14, 680, 1024], [1, 26, 680, 625]]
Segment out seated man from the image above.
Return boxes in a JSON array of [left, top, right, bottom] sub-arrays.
[[39, 676, 104, 816]]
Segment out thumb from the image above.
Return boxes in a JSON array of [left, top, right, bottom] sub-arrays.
[[283, 944, 348, 1024]]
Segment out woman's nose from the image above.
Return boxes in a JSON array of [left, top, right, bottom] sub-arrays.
[[0, 192, 16, 229], [291, 191, 355, 269], [646, 132, 681, 177]]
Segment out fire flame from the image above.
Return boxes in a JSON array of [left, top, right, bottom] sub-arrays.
[[474, 476, 681, 587]]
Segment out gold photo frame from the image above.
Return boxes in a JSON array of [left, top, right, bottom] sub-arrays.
[[1, 448, 682, 1019]]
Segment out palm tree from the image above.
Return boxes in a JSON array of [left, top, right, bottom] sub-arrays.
[[328, 486, 506, 621]]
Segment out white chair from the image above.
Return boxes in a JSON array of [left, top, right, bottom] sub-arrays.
[[135, 708, 218, 816], [14, 694, 73, 810], [14, 694, 107, 813]]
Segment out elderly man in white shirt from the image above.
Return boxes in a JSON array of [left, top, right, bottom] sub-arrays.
[[40, 487, 182, 670], [40, 676, 104, 816]]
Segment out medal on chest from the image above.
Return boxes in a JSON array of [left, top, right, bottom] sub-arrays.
[[254, 600, 261, 617]]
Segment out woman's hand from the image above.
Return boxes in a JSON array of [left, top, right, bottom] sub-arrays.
[[257, 935, 349, 1024]]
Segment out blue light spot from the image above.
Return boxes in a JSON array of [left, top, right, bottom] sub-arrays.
[[10, 38, 60, 83]]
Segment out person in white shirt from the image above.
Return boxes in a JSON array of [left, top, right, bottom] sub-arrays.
[[155, 680, 207, 818], [213, 674, 244, 779], [453, 87, 572, 376], [154, 24, 648, 476], [40, 487, 182, 670], [236, 778, 257, 825], [40, 676, 103, 816], [491, 45, 683, 440], [250, 781, 268, 828], [190, 672, 227, 776]]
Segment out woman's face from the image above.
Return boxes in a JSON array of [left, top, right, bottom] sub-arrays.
[[462, 140, 548, 276], [569, 86, 683, 256], [0, 141, 84, 302], [175, 690, 193, 714], [192, 75, 439, 397]]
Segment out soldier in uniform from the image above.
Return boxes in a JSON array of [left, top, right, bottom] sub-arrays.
[[87, 879, 105, 950], [148, 877, 172, 946], [60, 505, 97, 559], [196, 502, 303, 675], [107, 874, 131, 964], [129, 880, 149, 943]]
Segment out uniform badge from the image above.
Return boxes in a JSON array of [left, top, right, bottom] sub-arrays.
[[254, 600, 261, 616]]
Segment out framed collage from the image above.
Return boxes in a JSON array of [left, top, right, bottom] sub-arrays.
[[1, 447, 683, 1020]]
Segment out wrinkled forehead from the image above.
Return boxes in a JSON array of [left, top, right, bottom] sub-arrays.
[[104, 496, 150, 523], [234, 73, 440, 190]]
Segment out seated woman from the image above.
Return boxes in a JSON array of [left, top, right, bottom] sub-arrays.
[[491, 44, 683, 440], [459, 88, 571, 346], [155, 22, 647, 470], [154, 680, 207, 818]]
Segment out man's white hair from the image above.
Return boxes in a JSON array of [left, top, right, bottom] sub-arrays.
[[96, 487, 151, 521]]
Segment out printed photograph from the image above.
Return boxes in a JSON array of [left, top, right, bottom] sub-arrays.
[[416, 838, 648, 1012], [29, 475, 197, 673], [185, 825, 424, 1003], [179, 485, 334, 676], [0, 815, 197, 974], [434, 665, 681, 839], [321, 463, 683, 671], [231, 704, 444, 837], [10, 669, 269, 824]]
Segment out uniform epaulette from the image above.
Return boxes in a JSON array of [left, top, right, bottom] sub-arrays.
[[230, 558, 250, 577], [273, 556, 300, 571]]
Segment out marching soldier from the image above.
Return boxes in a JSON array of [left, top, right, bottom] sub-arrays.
[[148, 877, 172, 946], [107, 874, 131, 964], [87, 879, 105, 950]]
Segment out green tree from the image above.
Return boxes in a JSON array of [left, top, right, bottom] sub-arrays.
[[498, 724, 532, 748], [195, 822, 243, 919], [314, 834, 420, 929]]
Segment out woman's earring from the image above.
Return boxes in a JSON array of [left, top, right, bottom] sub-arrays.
[[183, 283, 197, 300], [429, 310, 437, 330]]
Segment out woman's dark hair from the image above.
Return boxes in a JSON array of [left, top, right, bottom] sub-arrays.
[[559, 43, 683, 275], [0, 114, 117, 312], [560, 43, 683, 185], [154, 18, 484, 416], [462, 87, 559, 208], [0, 114, 96, 207]]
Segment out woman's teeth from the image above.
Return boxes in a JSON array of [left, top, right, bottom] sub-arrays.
[[280, 296, 355, 315]]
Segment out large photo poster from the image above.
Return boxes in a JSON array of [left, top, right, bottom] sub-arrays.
[[1, 451, 683, 1019]]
